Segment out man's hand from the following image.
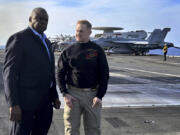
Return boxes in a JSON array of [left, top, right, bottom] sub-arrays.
[[53, 98, 61, 109], [9, 105, 21, 121], [92, 97, 102, 108], [64, 94, 77, 108]]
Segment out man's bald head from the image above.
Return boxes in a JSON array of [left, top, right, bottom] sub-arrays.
[[29, 7, 49, 34]]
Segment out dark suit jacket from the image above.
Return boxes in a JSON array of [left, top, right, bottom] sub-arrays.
[[3, 27, 59, 110]]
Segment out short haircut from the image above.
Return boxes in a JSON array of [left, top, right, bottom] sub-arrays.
[[32, 7, 47, 15], [76, 20, 92, 29], [29, 7, 48, 21]]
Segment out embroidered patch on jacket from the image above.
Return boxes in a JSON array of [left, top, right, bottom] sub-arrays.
[[86, 50, 98, 59]]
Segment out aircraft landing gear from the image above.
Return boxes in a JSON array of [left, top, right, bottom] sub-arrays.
[[141, 51, 146, 56]]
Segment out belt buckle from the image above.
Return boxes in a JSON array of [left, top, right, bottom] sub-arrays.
[[83, 88, 91, 91], [91, 88, 96, 91], [83, 88, 96, 92]]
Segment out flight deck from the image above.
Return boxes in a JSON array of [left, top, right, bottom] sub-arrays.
[[1, 51, 180, 135]]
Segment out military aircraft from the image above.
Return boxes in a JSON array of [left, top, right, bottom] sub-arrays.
[[93, 27, 148, 39], [50, 27, 174, 55], [92, 27, 174, 55], [49, 35, 76, 51]]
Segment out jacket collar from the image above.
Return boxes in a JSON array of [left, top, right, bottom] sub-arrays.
[[29, 26, 47, 40]]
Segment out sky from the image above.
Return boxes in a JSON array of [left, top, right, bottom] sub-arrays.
[[0, 0, 180, 47]]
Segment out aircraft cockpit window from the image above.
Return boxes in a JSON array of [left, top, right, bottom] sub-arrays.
[[98, 37, 105, 40]]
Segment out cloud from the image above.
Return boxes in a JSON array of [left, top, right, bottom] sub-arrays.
[[57, 0, 86, 8], [0, 0, 180, 47]]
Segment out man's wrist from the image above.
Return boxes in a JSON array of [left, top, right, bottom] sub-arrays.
[[62, 92, 68, 97], [96, 96, 102, 100]]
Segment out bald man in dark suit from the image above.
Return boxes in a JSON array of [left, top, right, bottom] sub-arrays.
[[3, 7, 61, 135]]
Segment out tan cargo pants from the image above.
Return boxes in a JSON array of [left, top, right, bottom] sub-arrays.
[[64, 86, 101, 135]]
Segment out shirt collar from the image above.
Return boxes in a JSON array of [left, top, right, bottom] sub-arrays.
[[29, 27, 46, 40]]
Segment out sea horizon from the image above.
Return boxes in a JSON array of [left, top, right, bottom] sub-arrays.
[[0, 45, 180, 56]]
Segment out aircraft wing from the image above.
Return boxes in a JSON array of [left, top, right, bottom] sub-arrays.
[[104, 40, 161, 50], [107, 40, 149, 45], [174, 46, 180, 49]]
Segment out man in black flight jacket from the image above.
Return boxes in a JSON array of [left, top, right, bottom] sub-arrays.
[[57, 20, 109, 135]]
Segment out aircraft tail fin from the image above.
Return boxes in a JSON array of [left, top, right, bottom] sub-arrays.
[[148, 28, 170, 44]]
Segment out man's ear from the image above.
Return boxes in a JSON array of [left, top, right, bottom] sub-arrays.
[[29, 16, 31, 22], [89, 30, 92, 35]]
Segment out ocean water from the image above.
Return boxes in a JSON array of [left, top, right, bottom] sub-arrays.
[[0, 45, 180, 56], [0, 46, 5, 49], [148, 47, 180, 56]]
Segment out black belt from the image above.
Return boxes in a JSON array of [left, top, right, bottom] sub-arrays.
[[68, 85, 97, 92]]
